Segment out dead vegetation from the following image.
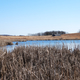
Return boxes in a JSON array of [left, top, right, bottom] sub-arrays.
[[0, 45, 80, 80], [0, 40, 13, 47], [0, 33, 80, 41], [0, 33, 80, 47]]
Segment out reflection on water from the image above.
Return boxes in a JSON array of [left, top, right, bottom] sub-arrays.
[[1, 40, 80, 52]]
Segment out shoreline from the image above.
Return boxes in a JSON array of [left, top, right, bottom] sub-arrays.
[[0, 33, 80, 46]]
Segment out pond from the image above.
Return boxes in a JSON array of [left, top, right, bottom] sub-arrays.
[[1, 40, 80, 52]]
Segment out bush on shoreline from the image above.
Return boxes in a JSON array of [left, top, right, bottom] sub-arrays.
[[0, 46, 80, 80], [0, 40, 13, 47]]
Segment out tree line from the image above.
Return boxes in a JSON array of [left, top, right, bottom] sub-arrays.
[[31, 31, 66, 36]]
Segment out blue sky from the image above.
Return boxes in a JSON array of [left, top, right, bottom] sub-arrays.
[[0, 0, 80, 35]]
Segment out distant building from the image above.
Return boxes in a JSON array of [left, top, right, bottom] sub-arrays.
[[52, 34, 55, 36], [52, 32, 61, 36], [55, 34, 61, 36]]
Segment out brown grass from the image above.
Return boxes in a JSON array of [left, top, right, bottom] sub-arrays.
[[0, 33, 80, 46], [0, 33, 80, 41], [0, 45, 80, 80], [0, 40, 13, 47]]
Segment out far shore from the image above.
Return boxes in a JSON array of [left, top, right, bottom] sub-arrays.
[[0, 33, 80, 47]]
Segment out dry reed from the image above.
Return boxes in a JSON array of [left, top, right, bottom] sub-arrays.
[[0, 45, 80, 80]]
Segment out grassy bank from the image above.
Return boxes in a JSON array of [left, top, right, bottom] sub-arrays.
[[0, 46, 80, 80], [0, 40, 13, 47], [0, 33, 80, 46]]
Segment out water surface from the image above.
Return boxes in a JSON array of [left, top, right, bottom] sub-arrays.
[[2, 40, 80, 52]]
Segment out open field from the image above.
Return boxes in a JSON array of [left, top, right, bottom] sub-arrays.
[[0, 33, 80, 46], [0, 46, 80, 80], [0, 33, 80, 41]]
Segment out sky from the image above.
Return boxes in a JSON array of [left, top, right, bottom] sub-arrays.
[[0, 0, 80, 35]]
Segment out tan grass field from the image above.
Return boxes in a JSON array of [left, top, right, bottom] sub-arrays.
[[0, 33, 80, 46], [0, 33, 80, 41]]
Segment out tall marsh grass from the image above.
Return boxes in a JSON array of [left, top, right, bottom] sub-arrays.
[[0, 45, 80, 80]]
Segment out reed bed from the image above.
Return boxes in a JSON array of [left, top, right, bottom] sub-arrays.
[[0, 40, 13, 47], [0, 45, 80, 80]]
